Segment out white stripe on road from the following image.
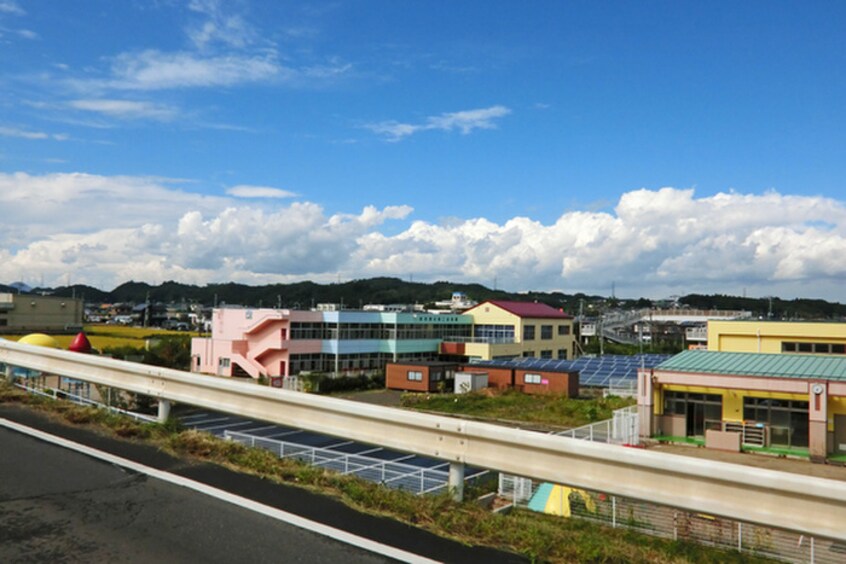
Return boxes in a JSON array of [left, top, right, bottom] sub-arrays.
[[0, 418, 440, 564]]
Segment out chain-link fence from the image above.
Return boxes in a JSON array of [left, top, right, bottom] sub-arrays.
[[499, 474, 845, 563]]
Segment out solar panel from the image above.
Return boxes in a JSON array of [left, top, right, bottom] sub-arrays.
[[470, 353, 672, 387]]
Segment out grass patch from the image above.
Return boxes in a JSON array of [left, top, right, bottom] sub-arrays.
[[742, 445, 810, 458], [654, 436, 705, 446], [401, 388, 635, 429], [0, 379, 775, 563]]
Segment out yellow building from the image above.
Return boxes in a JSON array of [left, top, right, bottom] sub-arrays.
[[637, 321, 846, 462], [638, 349, 846, 462], [708, 320, 846, 355], [439, 300, 575, 362]]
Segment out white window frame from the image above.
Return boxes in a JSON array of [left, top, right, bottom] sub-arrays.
[[524, 373, 542, 384]]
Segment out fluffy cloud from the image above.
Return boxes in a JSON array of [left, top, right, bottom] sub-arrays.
[[352, 187, 846, 299], [1, 172, 845, 300], [367, 105, 512, 142]]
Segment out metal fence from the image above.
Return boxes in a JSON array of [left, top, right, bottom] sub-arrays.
[[604, 378, 638, 398], [553, 405, 639, 446], [12, 381, 158, 423], [224, 430, 477, 496], [498, 474, 844, 564]]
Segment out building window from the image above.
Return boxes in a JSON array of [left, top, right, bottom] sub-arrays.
[[473, 324, 515, 342], [524, 373, 542, 384], [782, 341, 846, 355], [540, 350, 553, 359], [663, 391, 722, 436], [407, 371, 423, 382], [540, 325, 553, 340], [558, 325, 571, 336], [557, 349, 567, 359], [743, 397, 809, 448], [218, 358, 230, 368], [522, 351, 534, 358], [523, 325, 535, 340]]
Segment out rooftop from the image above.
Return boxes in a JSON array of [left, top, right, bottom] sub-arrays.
[[656, 350, 846, 381], [467, 300, 572, 319]]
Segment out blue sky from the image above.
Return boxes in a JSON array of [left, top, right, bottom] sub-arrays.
[[2, 1, 846, 301]]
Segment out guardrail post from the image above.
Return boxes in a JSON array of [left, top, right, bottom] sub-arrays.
[[449, 462, 465, 501], [157, 399, 172, 423]]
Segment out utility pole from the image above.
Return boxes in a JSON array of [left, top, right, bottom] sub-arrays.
[[145, 290, 150, 327], [598, 302, 604, 356]]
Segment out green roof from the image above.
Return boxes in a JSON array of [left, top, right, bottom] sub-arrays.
[[656, 350, 846, 381]]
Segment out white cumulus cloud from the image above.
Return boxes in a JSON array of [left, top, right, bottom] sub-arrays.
[[1, 172, 845, 301]]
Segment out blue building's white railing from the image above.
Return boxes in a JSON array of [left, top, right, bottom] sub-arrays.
[[441, 336, 515, 345]]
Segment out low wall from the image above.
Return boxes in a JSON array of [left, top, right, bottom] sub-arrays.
[[705, 429, 741, 452]]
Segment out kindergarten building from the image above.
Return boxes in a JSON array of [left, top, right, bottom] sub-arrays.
[[707, 319, 846, 355], [191, 307, 471, 380], [439, 300, 576, 362], [639, 319, 846, 461]]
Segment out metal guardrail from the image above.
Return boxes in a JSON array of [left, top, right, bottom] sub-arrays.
[[2, 339, 846, 542], [498, 476, 845, 564]]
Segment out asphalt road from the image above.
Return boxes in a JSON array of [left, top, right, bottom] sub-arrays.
[[0, 405, 526, 564], [0, 426, 394, 564]]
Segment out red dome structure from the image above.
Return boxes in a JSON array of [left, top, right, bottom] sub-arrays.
[[68, 332, 93, 354]]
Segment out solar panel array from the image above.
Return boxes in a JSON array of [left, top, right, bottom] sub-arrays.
[[473, 354, 673, 387]]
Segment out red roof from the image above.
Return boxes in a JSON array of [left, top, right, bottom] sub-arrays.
[[466, 300, 572, 319]]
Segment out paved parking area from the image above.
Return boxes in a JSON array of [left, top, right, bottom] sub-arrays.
[[177, 407, 488, 493]]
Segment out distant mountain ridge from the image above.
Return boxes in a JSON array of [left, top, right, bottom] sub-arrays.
[[11, 277, 846, 320]]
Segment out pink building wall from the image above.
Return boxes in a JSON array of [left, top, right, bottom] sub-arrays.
[[191, 308, 322, 378]]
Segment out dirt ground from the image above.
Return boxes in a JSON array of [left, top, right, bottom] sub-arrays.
[[644, 441, 846, 481], [337, 388, 405, 407]]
